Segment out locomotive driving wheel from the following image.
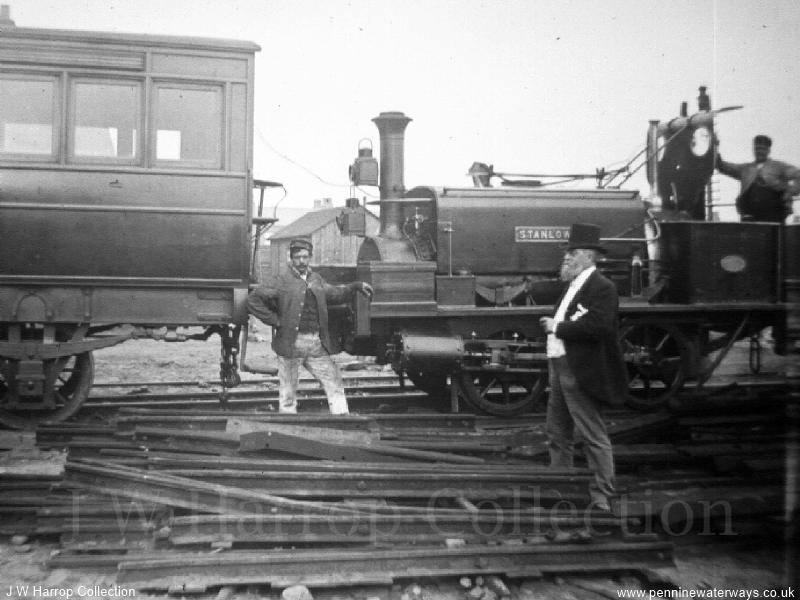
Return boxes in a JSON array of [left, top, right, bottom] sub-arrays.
[[454, 369, 547, 416], [619, 321, 690, 410], [0, 352, 94, 429]]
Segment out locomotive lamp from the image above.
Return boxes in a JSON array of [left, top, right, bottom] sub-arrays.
[[336, 197, 367, 236], [349, 138, 379, 187]]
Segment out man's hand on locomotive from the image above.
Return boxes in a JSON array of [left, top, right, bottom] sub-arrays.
[[539, 316, 555, 334], [353, 281, 374, 299]]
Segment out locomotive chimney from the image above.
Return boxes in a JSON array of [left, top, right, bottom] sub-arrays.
[[372, 111, 412, 239]]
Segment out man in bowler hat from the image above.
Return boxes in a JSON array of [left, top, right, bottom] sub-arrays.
[[539, 224, 629, 511], [247, 237, 373, 414], [717, 134, 800, 223]]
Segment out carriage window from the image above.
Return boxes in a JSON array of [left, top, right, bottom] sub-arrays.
[[72, 81, 140, 161], [0, 78, 56, 156], [155, 86, 222, 167]]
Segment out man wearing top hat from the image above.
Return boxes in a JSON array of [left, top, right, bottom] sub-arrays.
[[247, 237, 373, 414], [717, 134, 800, 223], [539, 223, 629, 512]]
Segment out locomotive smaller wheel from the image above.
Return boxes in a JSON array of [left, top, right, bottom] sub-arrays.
[[455, 369, 547, 416], [619, 321, 690, 410], [0, 352, 94, 429], [454, 329, 547, 416]]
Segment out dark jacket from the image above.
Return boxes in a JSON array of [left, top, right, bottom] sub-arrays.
[[718, 157, 800, 221], [554, 270, 629, 406], [247, 266, 358, 358]]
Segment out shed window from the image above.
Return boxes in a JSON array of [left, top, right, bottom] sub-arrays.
[[71, 81, 140, 162], [0, 77, 56, 157], [155, 85, 222, 168]]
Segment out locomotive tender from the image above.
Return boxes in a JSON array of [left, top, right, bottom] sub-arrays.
[[1, 16, 796, 426]]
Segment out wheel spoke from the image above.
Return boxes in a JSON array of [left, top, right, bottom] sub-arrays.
[[479, 377, 498, 396], [53, 391, 68, 407], [653, 332, 671, 353], [456, 370, 546, 416], [620, 322, 688, 410], [0, 352, 94, 429]]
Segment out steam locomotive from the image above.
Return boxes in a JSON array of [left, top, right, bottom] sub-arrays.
[[0, 16, 796, 427], [343, 105, 797, 416]]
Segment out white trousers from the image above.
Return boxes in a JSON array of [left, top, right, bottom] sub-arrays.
[[276, 333, 348, 414]]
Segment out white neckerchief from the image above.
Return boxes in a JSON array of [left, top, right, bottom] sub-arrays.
[[288, 261, 311, 282], [547, 265, 596, 358]]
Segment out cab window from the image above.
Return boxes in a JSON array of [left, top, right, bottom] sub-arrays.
[[0, 76, 57, 159], [70, 80, 141, 163], [154, 84, 222, 168]]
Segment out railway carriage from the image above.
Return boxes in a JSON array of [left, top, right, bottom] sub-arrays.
[[0, 20, 259, 427]]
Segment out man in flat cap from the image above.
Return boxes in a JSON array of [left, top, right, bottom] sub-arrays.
[[539, 224, 629, 512], [717, 134, 800, 223], [247, 237, 373, 414]]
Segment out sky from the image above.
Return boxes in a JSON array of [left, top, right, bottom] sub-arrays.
[[9, 0, 800, 223]]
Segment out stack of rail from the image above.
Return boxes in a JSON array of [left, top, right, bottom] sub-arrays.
[[1, 382, 794, 594]]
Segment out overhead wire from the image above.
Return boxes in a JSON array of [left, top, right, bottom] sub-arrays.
[[355, 185, 380, 198], [614, 122, 691, 188], [254, 126, 353, 189], [253, 121, 687, 197]]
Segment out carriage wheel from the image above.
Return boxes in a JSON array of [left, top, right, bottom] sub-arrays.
[[0, 352, 94, 429], [619, 322, 689, 410], [454, 369, 547, 416]]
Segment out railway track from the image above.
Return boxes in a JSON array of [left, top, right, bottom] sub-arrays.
[[81, 373, 793, 407], [1, 372, 796, 595], [81, 386, 428, 412], [89, 372, 403, 390], [78, 371, 794, 414], [79, 372, 427, 413]]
